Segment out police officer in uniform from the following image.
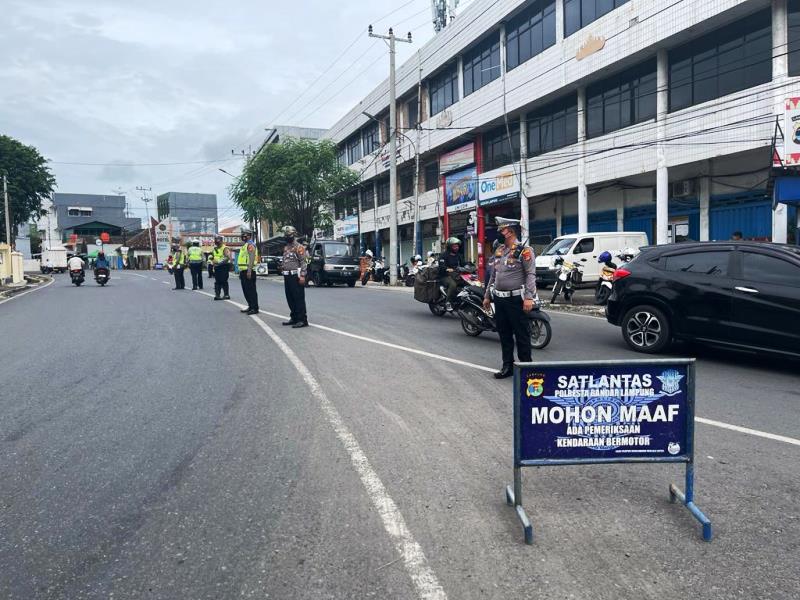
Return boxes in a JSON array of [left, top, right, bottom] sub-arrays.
[[280, 225, 308, 328], [483, 217, 537, 379], [187, 239, 205, 290], [170, 242, 187, 290], [210, 234, 231, 301], [237, 225, 259, 314]]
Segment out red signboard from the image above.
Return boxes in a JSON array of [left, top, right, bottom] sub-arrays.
[[100, 232, 110, 243]]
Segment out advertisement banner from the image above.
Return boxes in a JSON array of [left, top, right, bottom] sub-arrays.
[[445, 167, 478, 214], [154, 219, 174, 264], [440, 143, 475, 174], [478, 166, 521, 207], [516, 361, 691, 464], [784, 97, 800, 166], [334, 215, 359, 239]]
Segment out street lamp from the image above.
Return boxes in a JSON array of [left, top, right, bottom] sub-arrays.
[[362, 110, 421, 266]]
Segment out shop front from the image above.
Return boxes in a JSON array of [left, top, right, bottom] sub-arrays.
[[477, 165, 522, 279]]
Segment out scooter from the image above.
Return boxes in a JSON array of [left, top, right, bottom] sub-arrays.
[[595, 251, 617, 305], [427, 262, 478, 316], [550, 257, 583, 304], [457, 286, 553, 349], [361, 257, 390, 285], [70, 269, 85, 287], [94, 267, 110, 286]]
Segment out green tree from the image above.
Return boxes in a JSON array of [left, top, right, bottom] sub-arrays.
[[0, 135, 56, 241], [230, 138, 359, 239]]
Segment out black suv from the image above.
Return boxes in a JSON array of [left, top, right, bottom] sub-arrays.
[[606, 242, 800, 357], [307, 240, 360, 287]]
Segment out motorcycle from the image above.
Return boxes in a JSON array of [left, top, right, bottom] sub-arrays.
[[361, 257, 390, 285], [70, 269, 85, 287], [94, 267, 110, 286], [403, 256, 424, 287], [456, 286, 553, 349], [427, 262, 478, 316], [595, 253, 617, 305], [550, 257, 583, 304]]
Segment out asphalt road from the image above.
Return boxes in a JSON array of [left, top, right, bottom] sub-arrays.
[[1, 270, 798, 600]]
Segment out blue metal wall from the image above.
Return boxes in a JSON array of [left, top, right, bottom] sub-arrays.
[[588, 210, 618, 232], [709, 192, 771, 241]]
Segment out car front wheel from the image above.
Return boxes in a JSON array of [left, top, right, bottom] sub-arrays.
[[621, 305, 671, 353]]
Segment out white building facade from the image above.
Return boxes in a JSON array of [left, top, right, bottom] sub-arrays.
[[327, 0, 800, 275]]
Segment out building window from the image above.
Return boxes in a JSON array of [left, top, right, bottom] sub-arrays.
[[399, 168, 415, 198], [482, 123, 520, 172], [669, 10, 772, 112], [506, 0, 556, 70], [67, 207, 93, 217], [362, 184, 375, 209], [463, 33, 501, 96], [527, 94, 578, 156], [424, 162, 440, 191], [564, 0, 629, 37], [407, 99, 419, 130], [346, 134, 362, 165], [586, 59, 656, 139], [362, 122, 380, 155], [791, 3, 800, 76], [377, 179, 390, 206], [337, 146, 347, 167], [345, 190, 359, 216], [428, 64, 459, 116]]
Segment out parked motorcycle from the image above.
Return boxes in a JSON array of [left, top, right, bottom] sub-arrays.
[[403, 255, 424, 287], [94, 267, 110, 286], [427, 262, 478, 316], [361, 256, 390, 285], [550, 257, 583, 304], [457, 285, 552, 349], [595, 251, 617, 305], [70, 269, 85, 287]]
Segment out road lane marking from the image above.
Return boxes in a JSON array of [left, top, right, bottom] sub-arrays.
[[193, 291, 800, 449], [0, 276, 54, 306], [695, 417, 800, 447], [249, 315, 448, 600], [130, 273, 148, 279]]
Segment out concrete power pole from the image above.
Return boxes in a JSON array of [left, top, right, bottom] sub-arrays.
[[369, 25, 412, 285], [136, 186, 155, 264], [3, 174, 10, 246]]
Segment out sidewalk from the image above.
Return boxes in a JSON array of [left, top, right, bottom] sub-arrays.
[[0, 273, 52, 302]]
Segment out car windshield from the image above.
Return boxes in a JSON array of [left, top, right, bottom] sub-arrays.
[[542, 238, 576, 256], [324, 243, 353, 258]]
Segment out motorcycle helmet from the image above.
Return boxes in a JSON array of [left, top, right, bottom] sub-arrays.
[[413, 254, 422, 262], [365, 249, 373, 258], [446, 237, 461, 248], [214, 234, 223, 243], [598, 250, 612, 263], [619, 247, 636, 261]]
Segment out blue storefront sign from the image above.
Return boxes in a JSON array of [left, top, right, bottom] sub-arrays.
[[445, 167, 478, 213], [505, 359, 711, 545]]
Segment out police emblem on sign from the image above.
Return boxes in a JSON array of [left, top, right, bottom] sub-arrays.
[[657, 369, 684, 396], [526, 377, 544, 397]]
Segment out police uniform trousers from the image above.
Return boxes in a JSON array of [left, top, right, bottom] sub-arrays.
[[240, 270, 259, 311], [493, 295, 532, 366], [284, 274, 307, 323], [189, 261, 204, 289], [214, 265, 230, 298], [173, 266, 186, 289]]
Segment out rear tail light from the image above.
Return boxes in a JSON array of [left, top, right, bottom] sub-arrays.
[[613, 268, 631, 280]]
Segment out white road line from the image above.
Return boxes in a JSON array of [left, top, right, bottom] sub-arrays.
[[249, 315, 447, 600], [130, 273, 148, 279], [150, 277, 159, 281], [192, 290, 800, 448], [0, 277, 54, 306], [695, 417, 800, 447]]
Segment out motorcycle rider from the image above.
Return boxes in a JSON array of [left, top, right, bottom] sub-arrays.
[[482, 217, 537, 379], [94, 251, 109, 273], [441, 237, 465, 311], [67, 254, 85, 275]]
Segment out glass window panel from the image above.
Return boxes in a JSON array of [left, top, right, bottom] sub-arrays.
[[519, 24, 532, 64], [587, 100, 603, 138], [543, 3, 556, 48], [564, 0, 580, 36], [581, 0, 596, 25], [531, 17, 543, 58], [741, 252, 800, 285], [663, 251, 728, 276], [790, 3, 800, 76], [597, 0, 614, 16]]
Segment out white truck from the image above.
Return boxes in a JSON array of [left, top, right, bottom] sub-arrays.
[[40, 245, 68, 273]]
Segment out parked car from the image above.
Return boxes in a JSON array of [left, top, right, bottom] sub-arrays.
[[307, 240, 360, 287], [606, 242, 800, 357], [535, 231, 648, 287]]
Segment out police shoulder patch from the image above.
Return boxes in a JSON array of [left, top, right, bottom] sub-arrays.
[[521, 248, 532, 260], [297, 245, 305, 255]]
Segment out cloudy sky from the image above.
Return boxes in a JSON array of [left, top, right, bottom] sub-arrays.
[[0, 0, 471, 228]]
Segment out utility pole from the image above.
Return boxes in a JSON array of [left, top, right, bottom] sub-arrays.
[[136, 186, 155, 264], [3, 174, 10, 246], [369, 25, 412, 285], [232, 148, 257, 243]]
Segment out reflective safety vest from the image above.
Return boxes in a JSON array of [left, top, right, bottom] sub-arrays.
[[212, 245, 227, 263], [172, 250, 185, 266], [237, 241, 258, 267], [188, 246, 203, 262]]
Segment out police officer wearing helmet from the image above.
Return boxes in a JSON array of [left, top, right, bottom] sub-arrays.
[[483, 217, 537, 379], [187, 239, 205, 290], [237, 225, 259, 314], [441, 236, 465, 311], [281, 225, 308, 328], [170, 241, 187, 290], [211, 234, 231, 301]]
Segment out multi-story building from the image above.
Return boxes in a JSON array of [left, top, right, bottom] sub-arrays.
[[50, 193, 141, 243], [157, 192, 218, 238], [327, 0, 800, 275]]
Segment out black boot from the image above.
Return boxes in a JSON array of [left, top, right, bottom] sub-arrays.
[[240, 308, 250, 313], [292, 320, 309, 328], [282, 320, 297, 326], [493, 364, 513, 379], [213, 296, 222, 301]]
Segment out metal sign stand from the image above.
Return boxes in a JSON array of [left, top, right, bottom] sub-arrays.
[[505, 359, 712, 545]]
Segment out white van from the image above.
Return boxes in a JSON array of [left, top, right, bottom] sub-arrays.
[[534, 231, 648, 286]]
